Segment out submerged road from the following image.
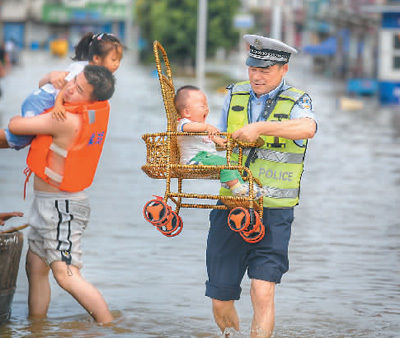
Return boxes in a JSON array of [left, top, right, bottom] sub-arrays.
[[0, 50, 399, 337]]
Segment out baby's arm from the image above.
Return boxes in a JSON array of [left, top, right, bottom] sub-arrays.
[[39, 70, 69, 89], [210, 135, 227, 148], [181, 122, 219, 135], [182, 121, 226, 146]]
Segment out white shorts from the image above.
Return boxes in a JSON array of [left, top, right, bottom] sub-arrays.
[[28, 191, 90, 268]]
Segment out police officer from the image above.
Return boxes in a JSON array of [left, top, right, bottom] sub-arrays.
[[205, 34, 317, 336]]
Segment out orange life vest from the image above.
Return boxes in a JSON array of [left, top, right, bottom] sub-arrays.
[[26, 100, 110, 192]]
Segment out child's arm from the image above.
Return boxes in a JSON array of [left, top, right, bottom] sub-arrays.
[[0, 211, 23, 226], [182, 121, 226, 147], [0, 129, 9, 148], [210, 135, 227, 148], [51, 87, 67, 121], [39, 71, 69, 89], [0, 53, 11, 77]]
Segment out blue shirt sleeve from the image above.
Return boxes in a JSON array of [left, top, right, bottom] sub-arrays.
[[291, 94, 317, 146], [290, 94, 317, 122], [218, 92, 231, 132]]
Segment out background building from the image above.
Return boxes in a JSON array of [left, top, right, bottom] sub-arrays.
[[0, 0, 133, 50]]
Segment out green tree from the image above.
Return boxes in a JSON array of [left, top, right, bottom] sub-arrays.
[[136, 0, 240, 66]]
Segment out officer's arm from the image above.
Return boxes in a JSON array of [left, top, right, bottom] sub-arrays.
[[232, 117, 316, 143]]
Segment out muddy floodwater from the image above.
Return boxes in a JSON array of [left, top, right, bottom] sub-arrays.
[[0, 50, 399, 337]]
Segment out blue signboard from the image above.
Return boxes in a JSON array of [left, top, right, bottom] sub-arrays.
[[379, 81, 400, 105], [347, 79, 378, 96], [3, 23, 25, 48], [382, 12, 400, 28]]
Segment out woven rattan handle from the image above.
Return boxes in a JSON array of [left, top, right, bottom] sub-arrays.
[[153, 40, 173, 83], [0, 223, 29, 234], [234, 137, 265, 148]]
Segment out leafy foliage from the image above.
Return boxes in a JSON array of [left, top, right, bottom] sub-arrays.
[[136, 0, 240, 65]]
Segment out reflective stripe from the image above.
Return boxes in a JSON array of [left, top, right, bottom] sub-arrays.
[[50, 143, 68, 158], [45, 167, 63, 183], [234, 147, 304, 164], [280, 88, 304, 101], [263, 186, 299, 199], [232, 82, 251, 94]]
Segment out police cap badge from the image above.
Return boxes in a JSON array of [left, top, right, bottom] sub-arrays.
[[244, 34, 298, 68]]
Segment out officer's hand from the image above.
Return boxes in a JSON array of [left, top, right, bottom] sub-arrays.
[[232, 123, 260, 143]]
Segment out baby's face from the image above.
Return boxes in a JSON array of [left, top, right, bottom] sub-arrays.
[[185, 90, 209, 123]]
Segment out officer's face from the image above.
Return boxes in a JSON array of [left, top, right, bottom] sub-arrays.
[[248, 64, 288, 97], [182, 90, 209, 123]]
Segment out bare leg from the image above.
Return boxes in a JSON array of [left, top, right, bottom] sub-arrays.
[[250, 279, 275, 338], [51, 261, 113, 324], [26, 249, 51, 319], [0, 129, 10, 148], [225, 179, 239, 188], [212, 299, 240, 335]]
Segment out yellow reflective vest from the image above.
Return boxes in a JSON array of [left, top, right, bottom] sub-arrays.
[[220, 81, 308, 208]]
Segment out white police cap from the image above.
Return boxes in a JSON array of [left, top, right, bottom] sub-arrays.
[[244, 34, 298, 68]]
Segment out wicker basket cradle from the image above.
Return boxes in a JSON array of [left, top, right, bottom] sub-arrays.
[[141, 41, 265, 241]]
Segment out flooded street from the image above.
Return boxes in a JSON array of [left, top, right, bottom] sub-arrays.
[[0, 50, 399, 337]]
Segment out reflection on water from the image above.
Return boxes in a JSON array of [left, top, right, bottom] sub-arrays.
[[0, 51, 399, 337]]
